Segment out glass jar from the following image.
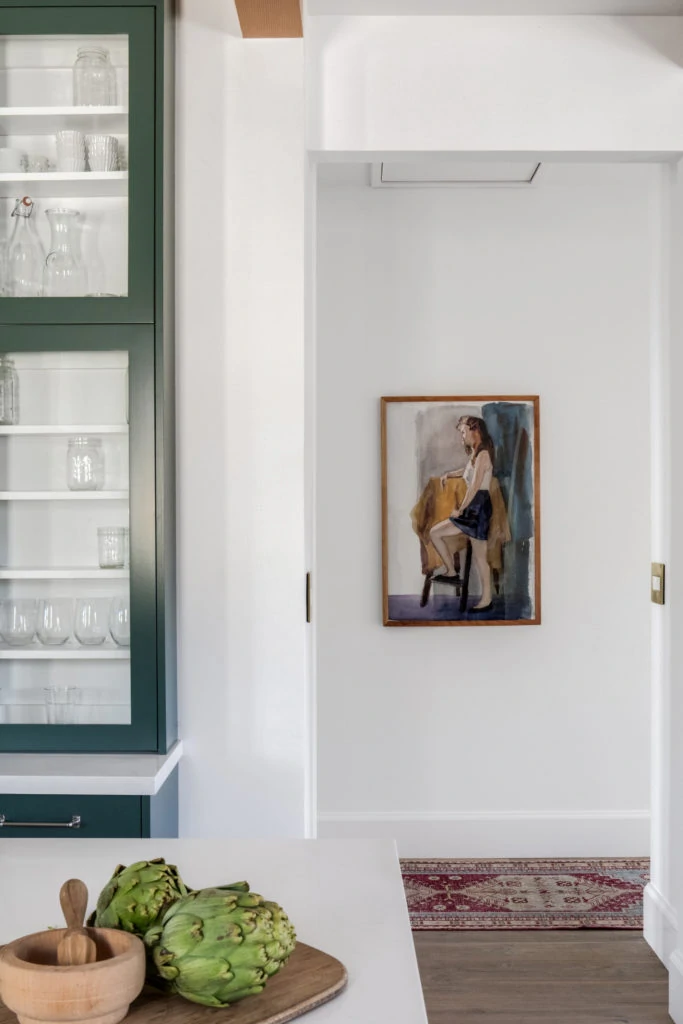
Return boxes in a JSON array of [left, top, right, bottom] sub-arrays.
[[67, 436, 104, 491], [0, 355, 18, 426], [73, 47, 117, 106], [97, 526, 128, 568]]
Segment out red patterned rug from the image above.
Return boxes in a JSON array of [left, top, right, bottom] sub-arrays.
[[401, 858, 649, 930]]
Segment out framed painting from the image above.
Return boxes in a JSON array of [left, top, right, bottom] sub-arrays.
[[381, 396, 541, 627]]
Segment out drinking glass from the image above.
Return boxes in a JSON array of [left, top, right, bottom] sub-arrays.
[[109, 596, 130, 647], [55, 130, 86, 172], [0, 599, 37, 646], [44, 686, 80, 725], [85, 134, 119, 172], [74, 598, 109, 646], [37, 598, 73, 646], [97, 527, 128, 569]]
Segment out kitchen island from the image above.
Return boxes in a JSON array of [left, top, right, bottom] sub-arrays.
[[0, 838, 427, 1024]]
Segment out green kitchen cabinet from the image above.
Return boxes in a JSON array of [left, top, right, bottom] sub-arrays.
[[0, 0, 177, 780], [0, 769, 179, 837]]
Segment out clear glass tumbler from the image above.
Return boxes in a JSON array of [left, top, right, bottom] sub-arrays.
[[73, 47, 117, 106], [74, 597, 109, 646], [109, 595, 130, 647], [67, 436, 104, 491], [97, 527, 128, 569], [37, 598, 73, 646], [44, 686, 80, 725], [0, 599, 37, 646]]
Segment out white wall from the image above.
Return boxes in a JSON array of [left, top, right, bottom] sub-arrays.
[[306, 15, 683, 155], [315, 164, 654, 856], [176, 0, 311, 837]]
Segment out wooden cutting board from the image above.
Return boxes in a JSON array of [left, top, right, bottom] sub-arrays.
[[0, 943, 347, 1024]]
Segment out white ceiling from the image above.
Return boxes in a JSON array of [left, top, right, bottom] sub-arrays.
[[306, 1, 683, 14]]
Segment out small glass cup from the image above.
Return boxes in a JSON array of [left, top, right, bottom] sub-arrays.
[[109, 595, 130, 647], [0, 599, 37, 646], [97, 527, 128, 569], [44, 686, 80, 725], [37, 598, 73, 646], [74, 598, 110, 646]]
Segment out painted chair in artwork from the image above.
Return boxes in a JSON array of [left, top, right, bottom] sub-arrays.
[[411, 477, 510, 611]]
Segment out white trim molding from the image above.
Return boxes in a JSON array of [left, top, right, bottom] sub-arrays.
[[669, 948, 683, 1023], [317, 810, 651, 858], [644, 883, 678, 966]]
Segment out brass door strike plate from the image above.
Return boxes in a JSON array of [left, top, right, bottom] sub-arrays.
[[652, 563, 665, 605]]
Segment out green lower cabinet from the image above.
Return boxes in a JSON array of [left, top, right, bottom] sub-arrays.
[[0, 769, 178, 839]]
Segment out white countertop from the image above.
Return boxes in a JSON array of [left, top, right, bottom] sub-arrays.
[[0, 838, 427, 1024], [0, 741, 183, 795]]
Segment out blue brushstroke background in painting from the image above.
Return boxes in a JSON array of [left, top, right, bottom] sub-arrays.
[[483, 401, 534, 612]]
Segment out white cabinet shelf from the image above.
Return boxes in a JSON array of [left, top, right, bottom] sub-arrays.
[[0, 106, 128, 134], [0, 172, 127, 199], [0, 568, 129, 580], [0, 491, 128, 500], [0, 644, 129, 660], [0, 425, 128, 436]]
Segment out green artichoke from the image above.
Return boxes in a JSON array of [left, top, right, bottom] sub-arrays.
[[144, 884, 297, 1007], [89, 858, 188, 937]]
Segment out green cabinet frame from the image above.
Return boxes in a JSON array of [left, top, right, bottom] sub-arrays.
[[0, 6, 157, 325], [0, 325, 175, 753], [0, 0, 176, 761]]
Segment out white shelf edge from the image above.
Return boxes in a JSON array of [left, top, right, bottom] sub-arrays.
[[0, 491, 129, 500], [0, 646, 129, 660], [0, 425, 128, 435], [0, 172, 127, 182], [0, 171, 128, 199], [0, 106, 128, 116], [0, 568, 129, 579]]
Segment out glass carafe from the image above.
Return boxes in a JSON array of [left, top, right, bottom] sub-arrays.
[[73, 47, 117, 106], [7, 197, 45, 297], [43, 208, 88, 298]]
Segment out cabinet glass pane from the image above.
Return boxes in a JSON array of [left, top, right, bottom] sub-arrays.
[[0, 351, 130, 726], [0, 35, 129, 297]]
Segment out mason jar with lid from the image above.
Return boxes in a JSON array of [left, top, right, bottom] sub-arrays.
[[67, 436, 104, 491], [73, 46, 117, 106], [0, 356, 18, 426]]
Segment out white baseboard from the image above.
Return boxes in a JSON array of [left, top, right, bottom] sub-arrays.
[[644, 883, 678, 965], [317, 810, 650, 858], [669, 949, 683, 1023]]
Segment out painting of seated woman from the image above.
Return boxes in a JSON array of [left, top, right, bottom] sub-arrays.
[[381, 396, 540, 626]]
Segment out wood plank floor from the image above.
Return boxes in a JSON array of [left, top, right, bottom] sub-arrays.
[[413, 930, 671, 1023]]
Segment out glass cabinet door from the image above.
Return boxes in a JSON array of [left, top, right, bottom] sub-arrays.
[[0, 8, 155, 324], [0, 326, 157, 751]]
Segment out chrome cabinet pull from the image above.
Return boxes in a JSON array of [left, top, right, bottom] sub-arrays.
[[0, 814, 81, 829]]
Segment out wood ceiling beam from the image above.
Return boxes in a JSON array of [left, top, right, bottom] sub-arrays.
[[234, 0, 303, 37]]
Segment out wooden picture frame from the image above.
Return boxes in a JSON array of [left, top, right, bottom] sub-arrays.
[[381, 396, 541, 627]]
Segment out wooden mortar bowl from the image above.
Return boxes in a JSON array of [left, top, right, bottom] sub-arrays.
[[0, 928, 145, 1024]]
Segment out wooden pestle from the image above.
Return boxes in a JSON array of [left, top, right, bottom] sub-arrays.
[[56, 879, 98, 966]]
